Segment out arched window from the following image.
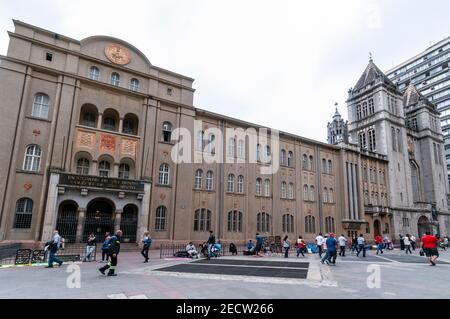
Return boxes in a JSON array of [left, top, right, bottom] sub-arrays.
[[227, 210, 243, 232], [281, 182, 287, 199], [159, 164, 170, 185], [110, 72, 120, 86], [323, 187, 328, 203], [288, 151, 294, 167], [288, 183, 294, 199], [76, 158, 90, 175], [303, 185, 309, 200], [309, 156, 314, 171], [264, 179, 271, 197], [123, 114, 138, 135], [195, 169, 203, 189], [228, 138, 235, 157], [310, 186, 315, 201], [208, 134, 216, 154], [206, 171, 214, 190], [302, 154, 308, 170], [32, 93, 49, 119], [194, 208, 212, 231], [119, 163, 130, 179], [329, 188, 334, 203], [264, 146, 271, 162], [155, 206, 167, 231], [305, 215, 316, 234], [80, 104, 97, 127], [282, 214, 294, 233], [88, 66, 100, 80], [237, 175, 244, 193], [98, 161, 110, 177], [280, 150, 287, 166], [325, 216, 335, 234], [227, 174, 235, 192], [23, 145, 42, 172], [364, 191, 369, 205], [14, 198, 33, 229], [129, 78, 140, 91], [103, 117, 116, 131], [257, 212, 271, 233], [256, 144, 262, 162], [391, 127, 397, 151], [197, 131, 205, 151], [328, 160, 333, 174], [237, 139, 245, 158], [411, 161, 421, 203], [322, 159, 327, 172], [256, 178, 262, 196], [162, 122, 173, 142]]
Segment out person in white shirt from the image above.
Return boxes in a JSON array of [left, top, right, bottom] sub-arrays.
[[315, 233, 324, 258], [186, 242, 199, 258], [338, 234, 348, 257], [410, 235, 417, 251], [404, 234, 412, 254], [356, 234, 366, 257]]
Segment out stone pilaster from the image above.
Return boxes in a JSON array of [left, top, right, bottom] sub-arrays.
[[75, 208, 86, 243]]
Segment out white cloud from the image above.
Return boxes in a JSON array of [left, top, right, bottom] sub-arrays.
[[0, 0, 449, 142]]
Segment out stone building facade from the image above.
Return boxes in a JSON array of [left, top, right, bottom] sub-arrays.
[[0, 21, 449, 246]]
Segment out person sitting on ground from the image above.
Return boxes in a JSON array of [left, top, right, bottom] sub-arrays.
[[229, 242, 238, 256], [246, 240, 256, 255], [186, 242, 199, 259]]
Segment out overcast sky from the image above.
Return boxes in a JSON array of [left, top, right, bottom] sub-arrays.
[[1, 0, 450, 142]]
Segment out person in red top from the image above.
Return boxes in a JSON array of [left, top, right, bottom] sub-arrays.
[[375, 235, 383, 255], [421, 232, 439, 266]]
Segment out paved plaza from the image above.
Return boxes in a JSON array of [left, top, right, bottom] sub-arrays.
[[1, 248, 450, 299]]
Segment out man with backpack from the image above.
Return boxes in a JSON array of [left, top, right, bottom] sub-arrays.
[[99, 230, 122, 276], [141, 231, 152, 263], [45, 230, 63, 268]]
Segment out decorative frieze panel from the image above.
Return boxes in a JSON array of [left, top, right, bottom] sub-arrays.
[[121, 138, 137, 158], [76, 130, 96, 149], [100, 134, 116, 153]]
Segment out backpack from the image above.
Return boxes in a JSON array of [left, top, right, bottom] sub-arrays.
[[174, 251, 189, 258]]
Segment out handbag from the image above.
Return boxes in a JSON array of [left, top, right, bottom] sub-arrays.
[[419, 249, 424, 256]]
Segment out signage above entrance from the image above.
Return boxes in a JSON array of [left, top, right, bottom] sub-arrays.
[[59, 173, 145, 192]]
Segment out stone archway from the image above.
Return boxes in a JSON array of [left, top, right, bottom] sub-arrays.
[[56, 200, 79, 243], [83, 198, 115, 242], [417, 216, 431, 238], [374, 219, 381, 237], [121, 204, 138, 243]]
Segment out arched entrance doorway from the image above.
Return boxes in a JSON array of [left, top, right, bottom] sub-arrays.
[[56, 201, 78, 243], [121, 204, 138, 243], [418, 216, 431, 238], [374, 220, 381, 237], [84, 199, 115, 242]]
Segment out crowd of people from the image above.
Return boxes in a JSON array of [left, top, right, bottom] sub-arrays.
[[42, 227, 449, 276]]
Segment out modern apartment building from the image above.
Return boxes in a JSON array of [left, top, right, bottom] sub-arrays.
[[386, 37, 450, 186]]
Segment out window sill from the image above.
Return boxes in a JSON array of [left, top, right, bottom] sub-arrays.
[[226, 192, 246, 196], [194, 189, 215, 193], [255, 195, 272, 199], [281, 198, 296, 201], [25, 115, 52, 123], [76, 125, 141, 139], [155, 184, 172, 188], [159, 141, 175, 146], [15, 169, 44, 176]]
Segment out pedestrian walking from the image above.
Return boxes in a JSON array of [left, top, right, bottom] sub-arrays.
[[296, 236, 306, 257], [399, 234, 405, 250], [84, 233, 97, 262], [45, 230, 63, 268], [315, 233, 325, 258], [421, 231, 439, 266], [282, 235, 290, 258], [206, 230, 216, 260], [375, 234, 383, 255], [324, 233, 337, 265], [101, 234, 111, 262], [255, 233, 264, 257], [338, 234, 347, 257], [356, 234, 366, 257], [351, 234, 358, 253], [410, 235, 417, 251], [99, 230, 122, 276], [404, 234, 412, 254], [141, 231, 152, 263], [320, 234, 329, 263]]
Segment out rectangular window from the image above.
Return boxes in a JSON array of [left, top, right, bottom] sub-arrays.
[[45, 52, 53, 62]]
